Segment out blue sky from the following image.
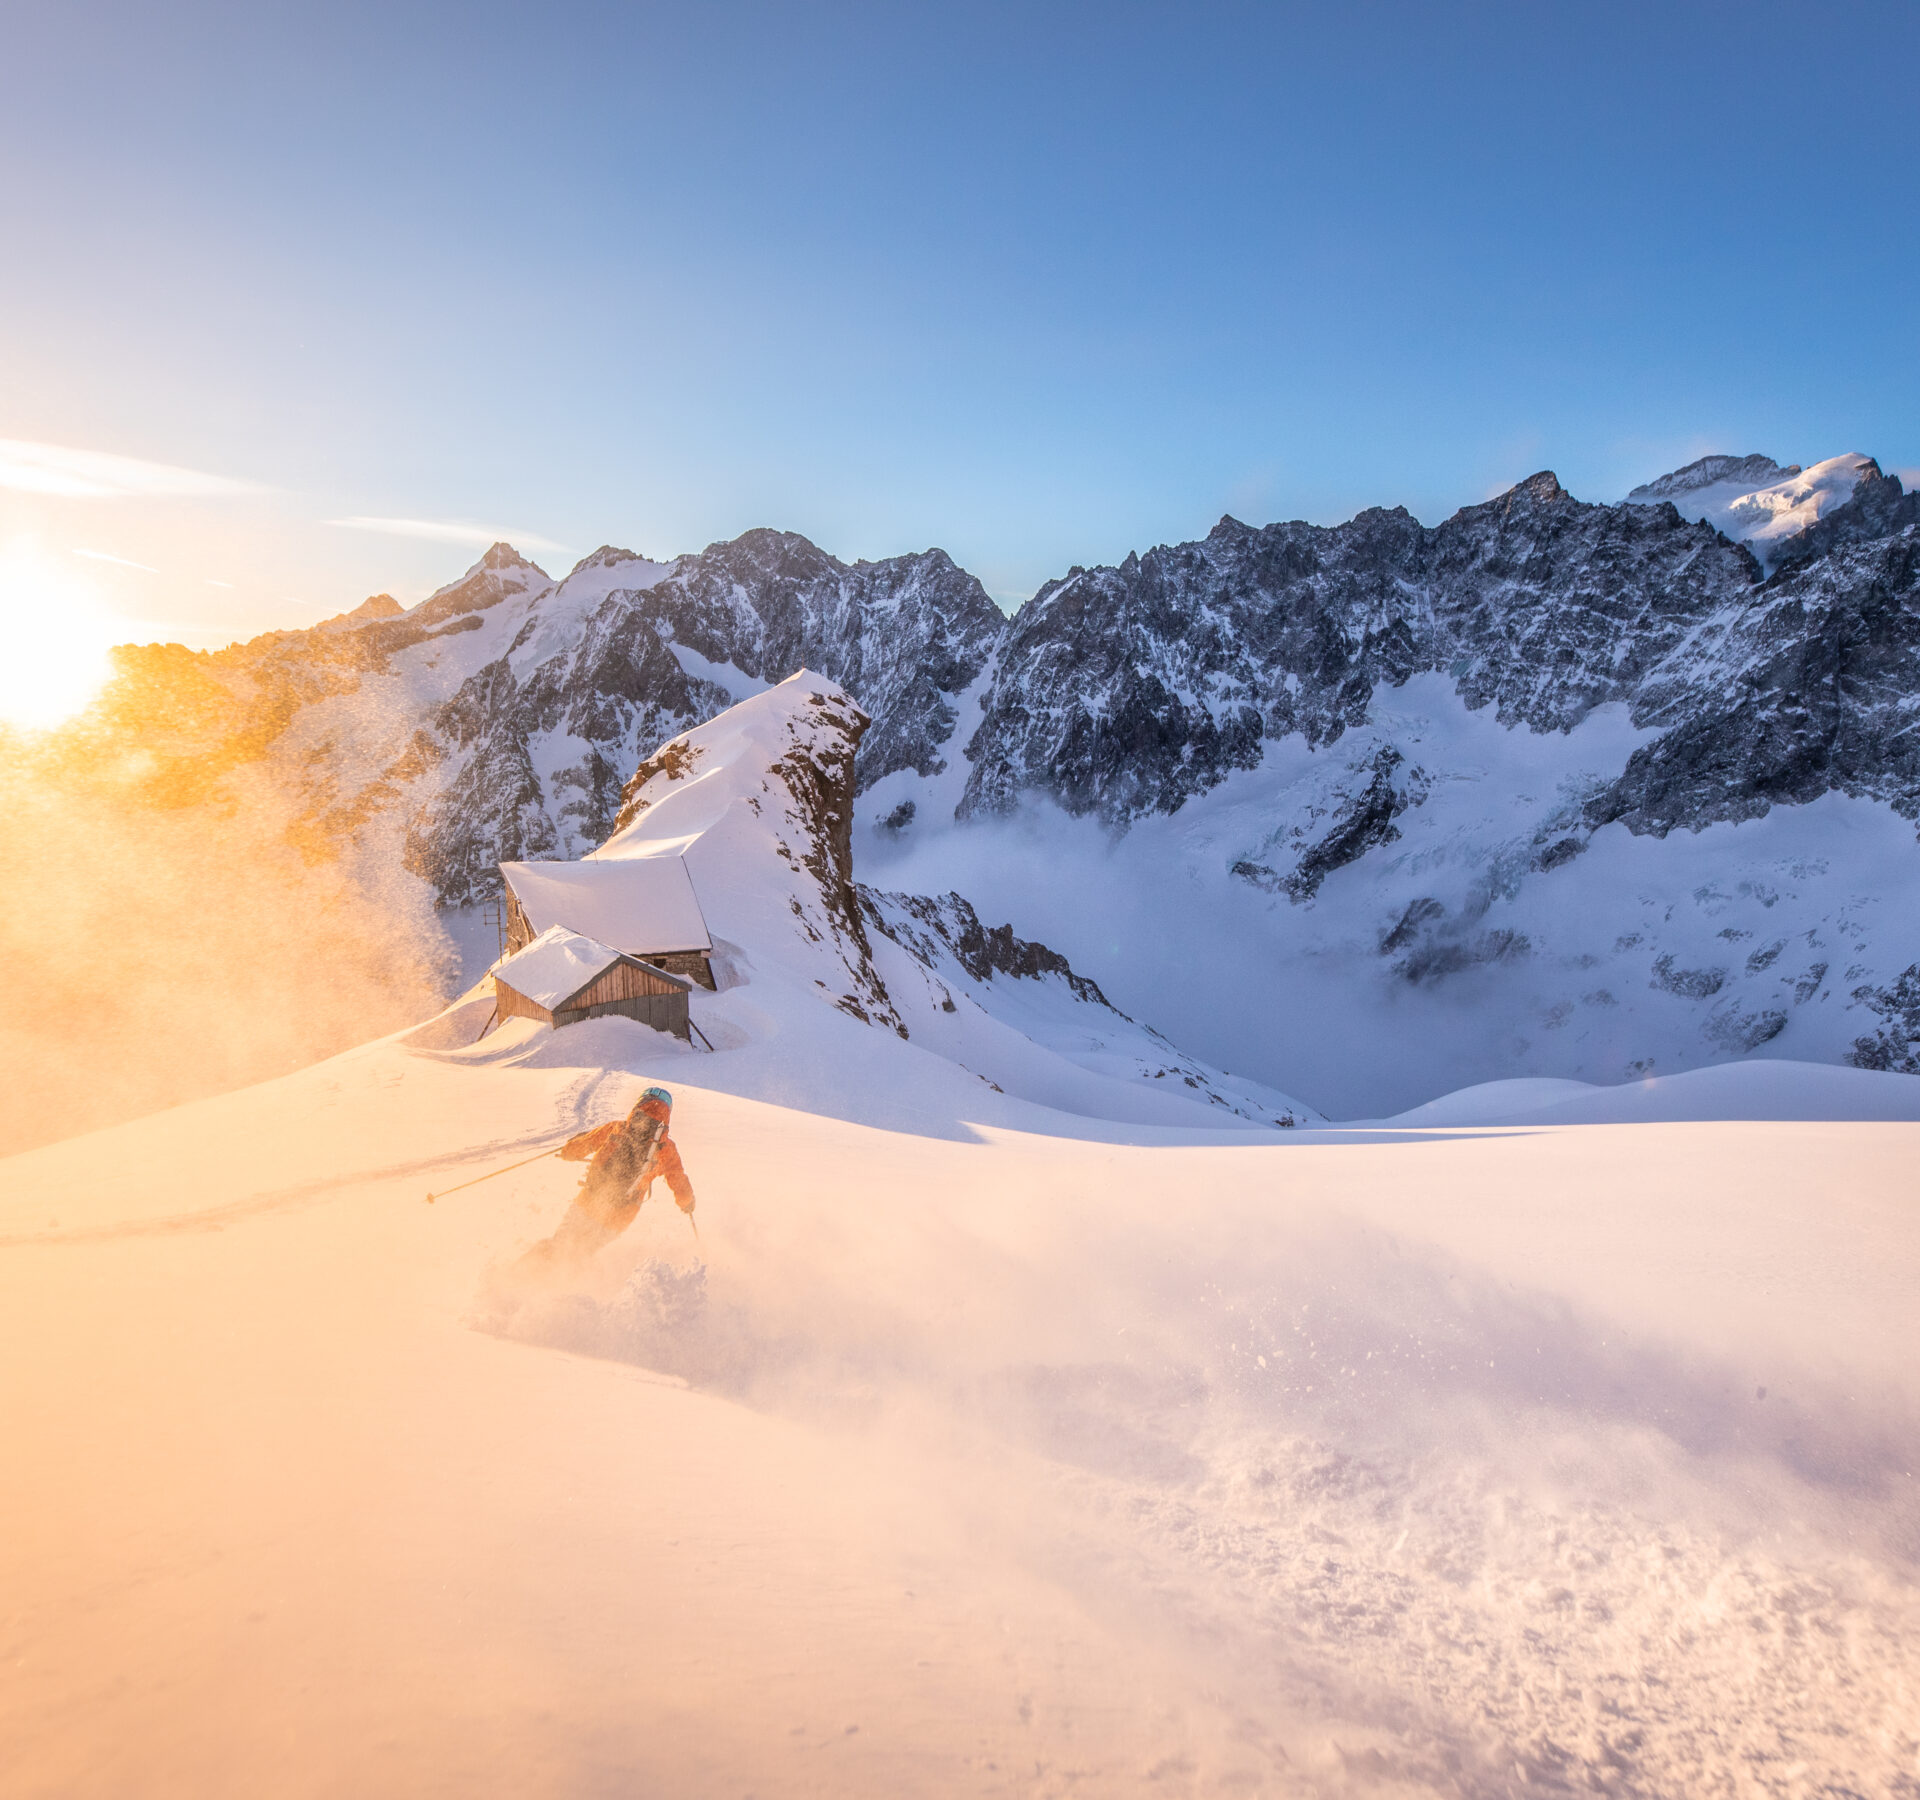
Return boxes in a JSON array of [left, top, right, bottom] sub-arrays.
[[1, 0, 1916, 641]]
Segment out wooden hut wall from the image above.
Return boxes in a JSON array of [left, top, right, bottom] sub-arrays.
[[571, 960, 690, 1008], [494, 955, 692, 1041], [557, 991, 690, 1040], [494, 981, 556, 1027], [503, 887, 535, 954]]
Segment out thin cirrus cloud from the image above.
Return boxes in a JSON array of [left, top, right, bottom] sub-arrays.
[[328, 516, 570, 554], [72, 548, 160, 572], [0, 438, 266, 500]]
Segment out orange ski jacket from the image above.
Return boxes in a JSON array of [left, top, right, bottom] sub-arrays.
[[561, 1117, 696, 1213]]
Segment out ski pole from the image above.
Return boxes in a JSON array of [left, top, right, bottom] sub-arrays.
[[425, 1143, 567, 1203], [686, 1211, 702, 1242]]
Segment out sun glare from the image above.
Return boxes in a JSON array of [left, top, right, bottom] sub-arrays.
[[0, 544, 121, 731]]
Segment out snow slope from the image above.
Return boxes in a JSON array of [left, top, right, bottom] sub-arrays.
[[1374, 1057, 1920, 1126], [4, 1004, 1918, 1798]]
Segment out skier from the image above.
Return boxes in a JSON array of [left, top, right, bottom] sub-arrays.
[[542, 1085, 696, 1261]]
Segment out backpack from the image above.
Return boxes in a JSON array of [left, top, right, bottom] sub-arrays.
[[582, 1108, 664, 1208]]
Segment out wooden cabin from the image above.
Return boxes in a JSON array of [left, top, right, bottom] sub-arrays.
[[499, 854, 717, 990], [492, 925, 693, 1040]]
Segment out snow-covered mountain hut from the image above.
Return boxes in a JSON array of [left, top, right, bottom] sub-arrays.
[[491, 925, 692, 1040], [499, 855, 716, 989]]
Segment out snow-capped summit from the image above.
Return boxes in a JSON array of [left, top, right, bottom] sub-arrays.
[[1624, 451, 1874, 566], [560, 544, 675, 591], [506, 545, 676, 677], [408, 541, 553, 629], [1627, 452, 1799, 501]]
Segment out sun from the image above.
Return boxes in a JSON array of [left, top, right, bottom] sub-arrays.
[[0, 544, 121, 732]]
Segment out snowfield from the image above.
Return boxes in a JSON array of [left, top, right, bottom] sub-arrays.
[[5, 1017, 1919, 1798], [5, 676, 1918, 1798]]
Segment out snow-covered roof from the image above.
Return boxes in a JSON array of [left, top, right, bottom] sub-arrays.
[[500, 855, 713, 954], [492, 925, 631, 1012]]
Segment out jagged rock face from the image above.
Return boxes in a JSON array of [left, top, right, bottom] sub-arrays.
[[758, 690, 905, 1035], [961, 471, 1764, 825], [955, 464, 1920, 862], [401, 658, 556, 899], [264, 534, 1002, 906], [1232, 746, 1429, 901], [860, 888, 1113, 1007], [404, 533, 1002, 902], [1849, 963, 1920, 1072], [972, 502, 1431, 820], [1590, 483, 1920, 836], [1421, 475, 1764, 734], [638, 529, 1004, 786]]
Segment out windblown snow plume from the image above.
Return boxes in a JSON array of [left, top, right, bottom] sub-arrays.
[[0, 697, 444, 1153]]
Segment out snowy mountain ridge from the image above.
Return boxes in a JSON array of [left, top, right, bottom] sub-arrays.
[[1625, 451, 1801, 500], [97, 446, 1920, 1112], [243, 447, 1917, 880]]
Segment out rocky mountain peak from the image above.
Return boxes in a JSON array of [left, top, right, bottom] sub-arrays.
[[1627, 453, 1799, 503], [408, 544, 554, 633], [316, 593, 404, 632], [566, 545, 648, 576], [1504, 470, 1566, 510]]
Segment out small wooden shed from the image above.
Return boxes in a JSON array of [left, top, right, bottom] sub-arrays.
[[492, 925, 692, 1040], [499, 854, 717, 990]]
